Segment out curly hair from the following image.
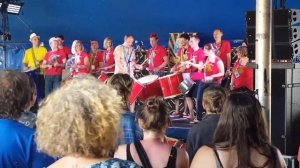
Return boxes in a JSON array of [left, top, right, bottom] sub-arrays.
[[106, 74, 133, 110], [36, 75, 122, 158], [0, 70, 31, 120], [139, 97, 170, 133]]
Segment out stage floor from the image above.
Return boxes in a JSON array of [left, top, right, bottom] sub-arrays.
[[166, 114, 194, 142]]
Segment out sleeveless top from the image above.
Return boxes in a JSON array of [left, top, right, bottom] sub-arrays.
[[126, 141, 177, 168], [212, 147, 279, 168]]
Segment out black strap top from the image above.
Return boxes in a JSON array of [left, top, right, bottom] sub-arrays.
[[126, 141, 177, 168], [213, 148, 224, 168]]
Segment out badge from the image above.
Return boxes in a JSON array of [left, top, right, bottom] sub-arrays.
[[234, 70, 240, 78]]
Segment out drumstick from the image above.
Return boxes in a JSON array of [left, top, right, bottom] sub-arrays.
[[140, 58, 149, 66]]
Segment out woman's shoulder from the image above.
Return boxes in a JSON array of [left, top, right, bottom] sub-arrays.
[[190, 146, 217, 168], [91, 158, 141, 168]]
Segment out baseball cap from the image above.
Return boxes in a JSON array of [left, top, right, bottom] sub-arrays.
[[29, 33, 40, 41], [49, 37, 58, 45]]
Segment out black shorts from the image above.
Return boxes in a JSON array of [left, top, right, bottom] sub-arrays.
[[186, 80, 202, 98]]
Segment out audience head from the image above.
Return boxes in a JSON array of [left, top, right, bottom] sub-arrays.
[[36, 76, 122, 158], [0, 70, 32, 120], [139, 97, 170, 133], [106, 74, 133, 110], [213, 92, 269, 166], [25, 78, 37, 112], [202, 85, 227, 114], [103, 37, 113, 49]]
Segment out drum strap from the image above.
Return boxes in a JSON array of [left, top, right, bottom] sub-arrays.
[[31, 47, 39, 68]]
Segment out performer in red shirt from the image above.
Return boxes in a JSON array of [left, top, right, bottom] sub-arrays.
[[89, 40, 103, 76], [213, 29, 231, 70], [42, 37, 66, 96], [230, 46, 253, 91], [185, 43, 224, 121], [70, 40, 90, 76], [183, 34, 205, 122], [146, 33, 168, 76], [136, 33, 168, 77], [101, 37, 115, 76], [56, 34, 72, 59], [170, 33, 193, 117]]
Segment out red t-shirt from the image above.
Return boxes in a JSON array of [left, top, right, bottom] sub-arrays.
[[44, 50, 66, 76], [102, 48, 115, 73], [203, 56, 223, 83], [72, 51, 89, 76], [147, 45, 167, 73], [59, 46, 72, 59], [190, 48, 205, 81], [215, 40, 231, 68], [90, 51, 103, 70], [231, 59, 253, 90], [175, 46, 193, 73]]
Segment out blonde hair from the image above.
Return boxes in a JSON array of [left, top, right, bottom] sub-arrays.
[[71, 40, 85, 54], [103, 37, 113, 49], [36, 76, 122, 158]]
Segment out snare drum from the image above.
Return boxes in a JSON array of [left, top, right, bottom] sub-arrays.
[[178, 78, 195, 94], [159, 73, 183, 99], [24, 68, 42, 101]]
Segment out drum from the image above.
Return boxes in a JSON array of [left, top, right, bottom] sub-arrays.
[[128, 81, 144, 105], [138, 75, 163, 102], [128, 75, 163, 104], [178, 78, 194, 94], [159, 73, 183, 99], [24, 69, 41, 101], [98, 73, 108, 83]]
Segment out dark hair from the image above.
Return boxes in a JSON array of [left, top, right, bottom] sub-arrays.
[[202, 85, 227, 114], [0, 70, 31, 120], [214, 28, 223, 33], [204, 43, 216, 51], [149, 33, 158, 40], [179, 33, 190, 40], [106, 74, 133, 110], [56, 34, 64, 41], [213, 92, 274, 167], [139, 97, 169, 133]]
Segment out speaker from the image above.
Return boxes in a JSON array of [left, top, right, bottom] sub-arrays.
[[246, 9, 300, 61], [271, 68, 300, 156]]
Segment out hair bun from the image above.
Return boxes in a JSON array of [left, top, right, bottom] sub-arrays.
[[146, 99, 159, 112]]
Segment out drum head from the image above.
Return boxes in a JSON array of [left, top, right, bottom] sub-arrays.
[[138, 75, 158, 84]]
